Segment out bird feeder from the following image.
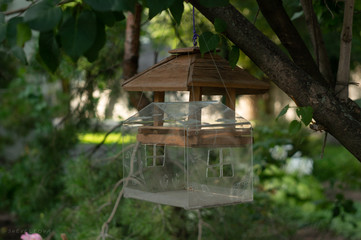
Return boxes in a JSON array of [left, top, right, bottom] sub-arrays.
[[121, 47, 269, 209]]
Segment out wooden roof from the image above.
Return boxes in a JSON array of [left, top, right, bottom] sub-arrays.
[[122, 47, 269, 95]]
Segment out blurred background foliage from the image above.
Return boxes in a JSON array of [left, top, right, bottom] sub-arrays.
[[1, 0, 361, 239]]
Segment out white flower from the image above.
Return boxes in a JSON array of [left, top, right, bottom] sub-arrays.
[[269, 144, 293, 161], [285, 152, 313, 175]]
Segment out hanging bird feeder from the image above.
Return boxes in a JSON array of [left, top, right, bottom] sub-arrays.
[[121, 47, 269, 209]]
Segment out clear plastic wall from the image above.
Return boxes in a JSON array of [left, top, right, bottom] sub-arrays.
[[122, 101, 253, 209]]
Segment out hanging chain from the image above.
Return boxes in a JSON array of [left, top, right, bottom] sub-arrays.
[[192, 6, 199, 47]]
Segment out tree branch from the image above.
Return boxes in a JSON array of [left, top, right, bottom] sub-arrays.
[[300, 0, 335, 86], [336, 0, 355, 100], [123, 4, 151, 110], [256, 0, 328, 87], [87, 122, 123, 158], [188, 0, 361, 161]]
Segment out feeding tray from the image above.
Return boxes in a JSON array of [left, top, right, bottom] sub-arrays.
[[122, 102, 253, 209]]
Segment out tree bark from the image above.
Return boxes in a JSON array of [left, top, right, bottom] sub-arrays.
[[256, 0, 327, 87], [189, 0, 361, 161], [336, 0, 354, 100], [123, 4, 151, 110], [300, 0, 334, 86]]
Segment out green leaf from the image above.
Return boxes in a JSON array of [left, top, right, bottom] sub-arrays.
[[16, 23, 32, 47], [84, 0, 136, 12], [147, 0, 175, 19], [84, 19, 106, 62], [276, 104, 289, 121], [289, 120, 301, 134], [229, 46, 239, 69], [113, 11, 126, 21], [214, 18, 227, 33], [59, 10, 97, 61], [355, 98, 361, 107], [199, 31, 220, 54], [343, 200, 357, 214], [10, 46, 27, 64], [291, 11, 303, 21], [296, 106, 313, 126], [6, 17, 23, 47], [169, 0, 184, 25], [39, 31, 60, 72], [0, 13, 6, 43], [24, 0, 62, 32], [96, 11, 116, 27], [332, 205, 340, 218], [198, 0, 229, 8]]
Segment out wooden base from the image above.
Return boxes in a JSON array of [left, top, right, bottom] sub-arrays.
[[137, 126, 252, 147]]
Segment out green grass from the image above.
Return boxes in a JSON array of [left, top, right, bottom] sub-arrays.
[[78, 133, 136, 145]]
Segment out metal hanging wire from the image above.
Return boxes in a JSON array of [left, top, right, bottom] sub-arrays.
[[190, 4, 235, 110]]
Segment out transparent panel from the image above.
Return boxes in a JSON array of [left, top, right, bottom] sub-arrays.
[[122, 101, 252, 209]]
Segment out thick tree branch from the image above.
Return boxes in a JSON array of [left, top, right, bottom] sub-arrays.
[[256, 0, 328, 87], [336, 0, 355, 100], [300, 0, 335, 86], [189, 0, 361, 161]]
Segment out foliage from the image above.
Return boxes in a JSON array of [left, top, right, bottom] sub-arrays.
[[1, 0, 361, 240], [313, 145, 361, 189], [276, 104, 314, 134], [0, 74, 78, 225]]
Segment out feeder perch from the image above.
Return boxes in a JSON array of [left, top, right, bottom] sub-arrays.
[[121, 47, 269, 209]]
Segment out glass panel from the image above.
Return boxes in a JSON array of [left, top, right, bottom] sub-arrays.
[[122, 101, 253, 209], [207, 149, 220, 166], [207, 166, 221, 178], [222, 164, 234, 177]]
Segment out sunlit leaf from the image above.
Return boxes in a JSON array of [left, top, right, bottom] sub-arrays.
[[276, 104, 289, 121], [59, 10, 97, 61], [229, 45, 239, 69], [39, 31, 60, 72], [16, 23, 31, 47], [169, 0, 183, 25], [199, 31, 220, 54], [24, 0, 62, 31]]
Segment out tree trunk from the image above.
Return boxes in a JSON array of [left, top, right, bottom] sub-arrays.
[[189, 0, 361, 161], [336, 0, 355, 100], [123, 4, 150, 110]]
